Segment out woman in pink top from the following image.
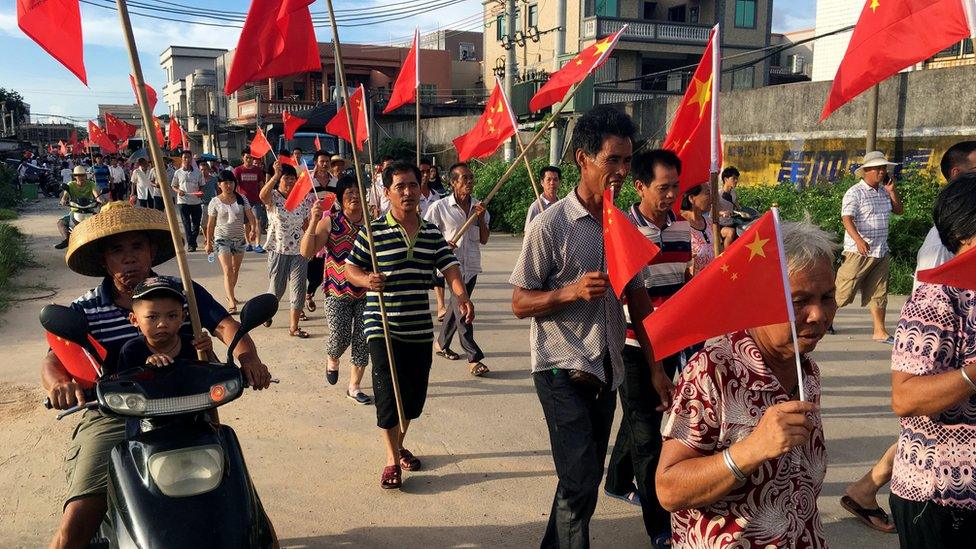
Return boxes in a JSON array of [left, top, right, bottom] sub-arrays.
[[679, 183, 715, 276], [890, 176, 976, 548]]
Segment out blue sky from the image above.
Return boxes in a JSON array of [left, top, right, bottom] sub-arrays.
[[1, 0, 815, 121]]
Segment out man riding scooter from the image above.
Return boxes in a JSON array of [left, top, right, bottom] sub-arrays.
[[54, 166, 100, 250], [42, 202, 276, 548]]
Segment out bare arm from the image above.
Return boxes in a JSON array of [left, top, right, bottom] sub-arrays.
[[886, 181, 905, 215], [211, 317, 272, 389], [259, 163, 280, 208], [512, 285, 580, 319], [476, 204, 490, 245], [443, 264, 474, 323], [891, 365, 976, 417], [625, 285, 673, 411], [300, 215, 330, 259], [42, 352, 87, 409]]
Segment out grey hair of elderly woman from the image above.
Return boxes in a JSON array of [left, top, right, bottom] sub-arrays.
[[780, 220, 838, 276]]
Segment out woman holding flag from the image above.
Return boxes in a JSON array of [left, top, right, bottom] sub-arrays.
[[655, 221, 836, 548], [260, 160, 315, 338]]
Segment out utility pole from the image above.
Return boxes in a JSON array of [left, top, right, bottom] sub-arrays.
[[504, 0, 517, 162], [0, 102, 7, 137], [549, 0, 567, 166], [865, 84, 879, 152], [205, 88, 214, 155]]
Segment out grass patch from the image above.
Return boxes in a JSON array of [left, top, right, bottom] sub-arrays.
[[0, 208, 17, 221], [0, 223, 32, 313]]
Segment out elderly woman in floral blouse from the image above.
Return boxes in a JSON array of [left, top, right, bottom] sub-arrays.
[[656, 221, 837, 548], [889, 175, 976, 548]]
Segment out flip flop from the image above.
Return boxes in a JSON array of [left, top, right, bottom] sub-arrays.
[[840, 495, 896, 533], [470, 362, 490, 377], [289, 328, 310, 339], [873, 336, 895, 344]]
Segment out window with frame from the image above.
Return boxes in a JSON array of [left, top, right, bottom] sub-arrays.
[[496, 16, 505, 41], [593, 55, 618, 85], [735, 0, 757, 28], [528, 4, 538, 28], [595, 0, 618, 17], [459, 42, 476, 61], [643, 2, 657, 20], [419, 84, 437, 102]]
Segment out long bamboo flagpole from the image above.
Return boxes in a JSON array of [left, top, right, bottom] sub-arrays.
[[324, 0, 408, 434], [413, 28, 421, 168], [710, 24, 722, 257], [494, 76, 541, 203], [770, 207, 805, 402], [449, 82, 582, 245], [114, 0, 207, 361]]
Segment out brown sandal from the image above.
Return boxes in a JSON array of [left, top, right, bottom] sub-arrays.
[[289, 328, 310, 338], [399, 448, 422, 471], [470, 362, 490, 377], [381, 464, 401, 489]]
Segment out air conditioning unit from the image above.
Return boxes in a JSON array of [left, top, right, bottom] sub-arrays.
[[788, 54, 805, 74]]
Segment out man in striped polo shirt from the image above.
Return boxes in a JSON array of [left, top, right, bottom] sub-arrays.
[[345, 160, 473, 490], [604, 149, 692, 546]]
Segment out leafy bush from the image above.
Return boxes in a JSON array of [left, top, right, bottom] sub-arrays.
[[0, 164, 22, 210], [0, 209, 17, 221], [471, 159, 942, 295], [736, 166, 942, 295], [377, 138, 416, 162], [0, 222, 31, 312]]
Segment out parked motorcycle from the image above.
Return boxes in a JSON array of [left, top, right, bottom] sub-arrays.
[[67, 196, 99, 232], [41, 293, 280, 549]]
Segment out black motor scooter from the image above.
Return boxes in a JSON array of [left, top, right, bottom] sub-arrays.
[[41, 294, 279, 549]]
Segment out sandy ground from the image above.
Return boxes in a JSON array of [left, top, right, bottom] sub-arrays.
[[0, 198, 901, 548]]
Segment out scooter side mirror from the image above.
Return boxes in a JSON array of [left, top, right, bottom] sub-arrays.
[[40, 304, 90, 347], [226, 294, 278, 364]]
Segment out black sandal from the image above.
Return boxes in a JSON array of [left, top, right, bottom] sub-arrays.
[[436, 348, 460, 361], [840, 495, 896, 533], [470, 362, 490, 377]]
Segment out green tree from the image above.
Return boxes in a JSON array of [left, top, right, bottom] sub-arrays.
[[0, 88, 29, 123]]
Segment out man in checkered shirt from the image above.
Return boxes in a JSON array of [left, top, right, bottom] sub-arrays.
[[510, 106, 666, 548], [835, 151, 904, 343]]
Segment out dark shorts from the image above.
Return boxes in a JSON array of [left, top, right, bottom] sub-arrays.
[[369, 338, 432, 429]]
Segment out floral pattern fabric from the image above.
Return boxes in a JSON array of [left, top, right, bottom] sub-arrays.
[[265, 189, 313, 255], [689, 216, 715, 275], [890, 283, 976, 510], [661, 331, 828, 548]]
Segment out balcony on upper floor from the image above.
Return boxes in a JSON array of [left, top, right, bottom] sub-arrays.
[[582, 16, 712, 46]]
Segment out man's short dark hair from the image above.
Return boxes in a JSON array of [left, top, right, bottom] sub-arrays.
[[940, 141, 976, 180], [933, 173, 976, 253], [632, 149, 681, 183], [382, 160, 421, 188], [313, 150, 330, 161], [419, 158, 432, 167], [570, 105, 637, 167], [280, 164, 298, 178], [448, 162, 470, 182], [93, 153, 103, 160], [540, 166, 562, 180], [380, 154, 395, 163], [721, 166, 740, 180]]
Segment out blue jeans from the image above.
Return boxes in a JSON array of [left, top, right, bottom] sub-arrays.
[[534, 359, 616, 549]]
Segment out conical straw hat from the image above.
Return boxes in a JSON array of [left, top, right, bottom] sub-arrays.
[[65, 202, 179, 277]]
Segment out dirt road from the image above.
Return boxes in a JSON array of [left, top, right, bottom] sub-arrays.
[[1, 199, 899, 547]]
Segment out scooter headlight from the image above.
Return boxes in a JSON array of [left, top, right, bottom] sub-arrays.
[[103, 392, 147, 414], [147, 445, 224, 497]]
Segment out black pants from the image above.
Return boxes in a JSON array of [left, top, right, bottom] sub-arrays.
[[890, 494, 976, 549], [151, 196, 164, 211], [534, 358, 616, 549], [178, 203, 202, 249], [306, 256, 325, 298], [369, 339, 432, 429], [604, 347, 679, 540], [438, 276, 484, 363]]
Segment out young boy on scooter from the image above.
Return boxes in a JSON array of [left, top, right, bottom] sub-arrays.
[[120, 276, 213, 368]]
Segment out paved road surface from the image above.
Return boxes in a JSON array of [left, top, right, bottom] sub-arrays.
[[0, 199, 901, 547]]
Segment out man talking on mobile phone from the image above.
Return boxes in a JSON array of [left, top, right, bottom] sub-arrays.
[[834, 151, 904, 344]]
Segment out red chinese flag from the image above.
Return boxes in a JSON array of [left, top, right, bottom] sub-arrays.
[[58, 140, 68, 156], [17, 0, 87, 85], [326, 85, 370, 152], [282, 110, 307, 141], [151, 117, 165, 148], [104, 113, 137, 140], [643, 211, 793, 359], [821, 0, 972, 120], [168, 118, 183, 150], [284, 166, 313, 211], [529, 28, 626, 112], [383, 28, 420, 114], [46, 332, 108, 388], [87, 121, 118, 153], [453, 79, 517, 161], [249, 128, 272, 158], [130, 75, 158, 111], [313, 135, 321, 151], [917, 246, 976, 291], [604, 189, 660, 297], [662, 26, 721, 201], [68, 130, 78, 151], [224, 0, 321, 95], [279, 154, 297, 167]]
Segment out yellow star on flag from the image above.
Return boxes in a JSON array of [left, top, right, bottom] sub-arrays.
[[870, 0, 880, 12], [720, 264, 729, 273], [687, 75, 712, 118], [575, 57, 584, 66], [745, 232, 770, 261], [731, 273, 739, 281], [593, 36, 613, 56]]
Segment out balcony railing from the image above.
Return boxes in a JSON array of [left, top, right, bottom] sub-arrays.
[[594, 87, 679, 106], [582, 16, 711, 45], [235, 99, 319, 123]]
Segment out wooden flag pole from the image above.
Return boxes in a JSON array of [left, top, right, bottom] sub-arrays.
[[324, 0, 408, 434], [514, 130, 542, 203], [449, 82, 582, 245], [115, 0, 207, 360]]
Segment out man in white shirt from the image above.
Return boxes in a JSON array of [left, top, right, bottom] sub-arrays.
[[423, 162, 491, 376], [835, 151, 904, 343], [171, 151, 204, 251], [108, 156, 126, 201], [524, 166, 562, 228], [369, 155, 394, 219], [913, 141, 976, 292], [60, 162, 73, 185], [129, 158, 155, 209]]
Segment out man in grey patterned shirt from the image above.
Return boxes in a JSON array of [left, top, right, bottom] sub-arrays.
[[835, 151, 904, 343], [510, 106, 669, 549]]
